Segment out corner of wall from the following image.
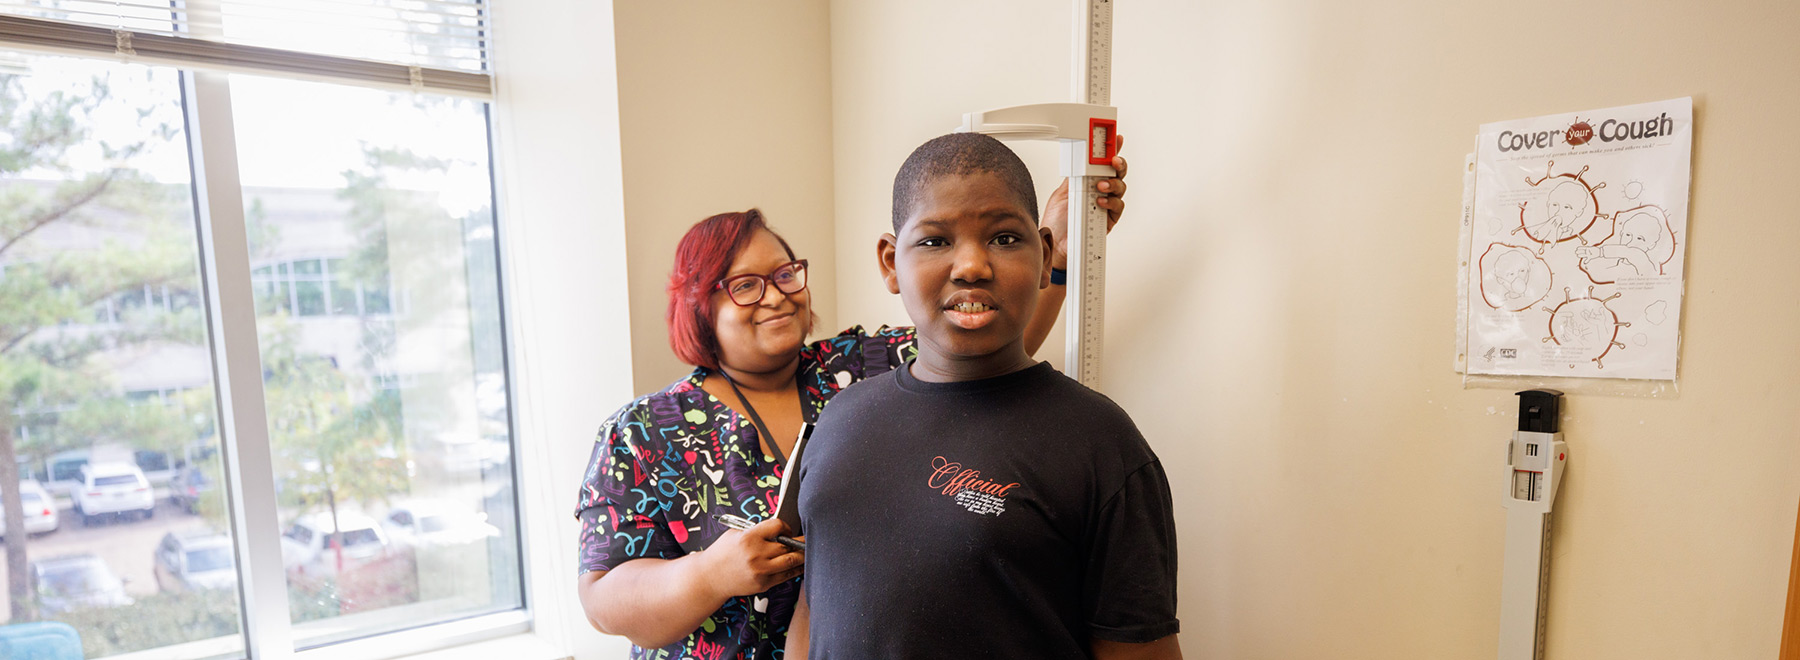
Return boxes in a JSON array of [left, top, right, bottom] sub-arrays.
[[614, 0, 840, 394]]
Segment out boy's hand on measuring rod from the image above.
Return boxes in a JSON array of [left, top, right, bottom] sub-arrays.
[[1044, 135, 1127, 270]]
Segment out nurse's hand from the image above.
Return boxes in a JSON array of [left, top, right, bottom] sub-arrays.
[[1044, 137, 1128, 270], [700, 518, 805, 598]]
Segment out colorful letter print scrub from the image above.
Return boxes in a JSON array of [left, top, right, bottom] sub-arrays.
[[574, 326, 915, 660]]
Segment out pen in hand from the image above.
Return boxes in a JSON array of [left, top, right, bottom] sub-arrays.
[[713, 513, 806, 552]]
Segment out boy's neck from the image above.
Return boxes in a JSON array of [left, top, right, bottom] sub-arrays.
[[909, 340, 1038, 383]]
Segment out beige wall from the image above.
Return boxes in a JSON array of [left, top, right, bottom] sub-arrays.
[[614, 0, 839, 395], [827, 1, 1800, 659], [828, 1, 1073, 350]]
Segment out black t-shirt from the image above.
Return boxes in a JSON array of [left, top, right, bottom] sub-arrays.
[[796, 361, 1179, 658]]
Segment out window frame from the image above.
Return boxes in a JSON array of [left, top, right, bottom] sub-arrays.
[[1, 7, 597, 657], [180, 69, 536, 660]]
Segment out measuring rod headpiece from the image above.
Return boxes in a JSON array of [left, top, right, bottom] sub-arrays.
[[957, 102, 1120, 178]]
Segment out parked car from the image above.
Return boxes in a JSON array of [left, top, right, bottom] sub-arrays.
[[71, 463, 156, 525], [417, 434, 506, 478], [380, 499, 500, 548], [44, 445, 168, 497], [29, 554, 133, 614], [42, 449, 90, 498], [168, 465, 215, 514], [279, 511, 392, 577], [153, 530, 236, 592], [0, 480, 60, 538], [134, 448, 177, 487]]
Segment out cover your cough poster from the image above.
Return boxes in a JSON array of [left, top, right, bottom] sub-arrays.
[[1463, 97, 1692, 380]]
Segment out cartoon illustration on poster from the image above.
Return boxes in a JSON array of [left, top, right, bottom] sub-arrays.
[[1463, 98, 1691, 379]]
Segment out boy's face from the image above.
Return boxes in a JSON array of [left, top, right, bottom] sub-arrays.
[[879, 171, 1053, 380]]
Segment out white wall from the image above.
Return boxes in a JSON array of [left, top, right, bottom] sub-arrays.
[[827, 1, 1800, 659], [489, 0, 636, 656], [614, 0, 839, 395]]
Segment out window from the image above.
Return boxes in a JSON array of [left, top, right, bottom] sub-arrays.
[[232, 73, 520, 647], [284, 524, 313, 547], [324, 529, 383, 550], [94, 284, 202, 325], [186, 547, 233, 573], [48, 456, 89, 486], [0, 52, 242, 658], [134, 449, 172, 474], [0, 5, 516, 655], [251, 257, 401, 319]]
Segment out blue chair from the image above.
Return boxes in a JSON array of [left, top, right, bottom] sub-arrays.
[[0, 621, 84, 660]]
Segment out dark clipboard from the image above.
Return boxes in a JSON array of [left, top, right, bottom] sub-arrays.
[[773, 422, 813, 535]]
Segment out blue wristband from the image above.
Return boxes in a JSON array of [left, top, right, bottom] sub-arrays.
[[1050, 267, 1067, 285]]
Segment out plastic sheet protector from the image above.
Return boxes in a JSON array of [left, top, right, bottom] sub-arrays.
[[1462, 97, 1692, 380]]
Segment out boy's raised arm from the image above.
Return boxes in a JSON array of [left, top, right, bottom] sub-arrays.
[[1025, 152, 1127, 357]]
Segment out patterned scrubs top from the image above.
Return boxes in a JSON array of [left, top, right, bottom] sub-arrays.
[[576, 326, 916, 660]]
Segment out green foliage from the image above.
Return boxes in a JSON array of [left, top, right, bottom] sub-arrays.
[[1, 62, 203, 625], [286, 550, 421, 624], [288, 576, 341, 624], [187, 448, 230, 531], [49, 589, 240, 658], [1, 66, 198, 466], [260, 316, 408, 514], [0, 73, 100, 174]]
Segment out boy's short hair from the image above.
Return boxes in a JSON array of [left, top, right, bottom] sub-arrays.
[[891, 133, 1038, 233]]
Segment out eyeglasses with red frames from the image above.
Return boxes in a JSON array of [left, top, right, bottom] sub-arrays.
[[716, 259, 808, 306]]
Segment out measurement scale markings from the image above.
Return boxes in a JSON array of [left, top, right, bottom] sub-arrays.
[[1067, 0, 1113, 388]]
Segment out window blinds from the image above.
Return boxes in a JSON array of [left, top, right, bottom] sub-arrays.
[[0, 0, 489, 97]]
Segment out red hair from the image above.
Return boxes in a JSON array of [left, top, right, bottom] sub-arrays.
[[666, 209, 803, 370]]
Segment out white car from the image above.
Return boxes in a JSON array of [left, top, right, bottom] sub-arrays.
[[154, 530, 237, 592], [0, 480, 60, 537], [31, 554, 133, 614], [279, 511, 392, 577], [381, 499, 500, 548], [71, 463, 155, 525]]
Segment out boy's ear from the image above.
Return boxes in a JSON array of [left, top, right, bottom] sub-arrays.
[[1038, 226, 1055, 289], [878, 233, 902, 295]]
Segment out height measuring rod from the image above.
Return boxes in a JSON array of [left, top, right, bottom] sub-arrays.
[[958, 0, 1118, 388], [1499, 390, 1569, 660]]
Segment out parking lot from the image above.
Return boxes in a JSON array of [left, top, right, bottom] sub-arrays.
[[0, 495, 217, 623]]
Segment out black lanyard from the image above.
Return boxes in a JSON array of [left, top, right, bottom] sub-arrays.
[[719, 370, 791, 466]]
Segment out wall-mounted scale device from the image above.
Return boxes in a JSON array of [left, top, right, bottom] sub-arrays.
[[957, 0, 1119, 389], [956, 8, 1575, 660], [1501, 389, 1569, 660]]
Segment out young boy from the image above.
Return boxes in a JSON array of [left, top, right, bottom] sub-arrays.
[[784, 133, 1182, 659]]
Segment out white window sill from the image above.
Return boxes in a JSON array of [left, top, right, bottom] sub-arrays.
[[293, 610, 538, 660], [391, 632, 572, 660], [97, 613, 575, 660]]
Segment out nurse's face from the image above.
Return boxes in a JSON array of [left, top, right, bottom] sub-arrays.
[[711, 229, 813, 373]]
